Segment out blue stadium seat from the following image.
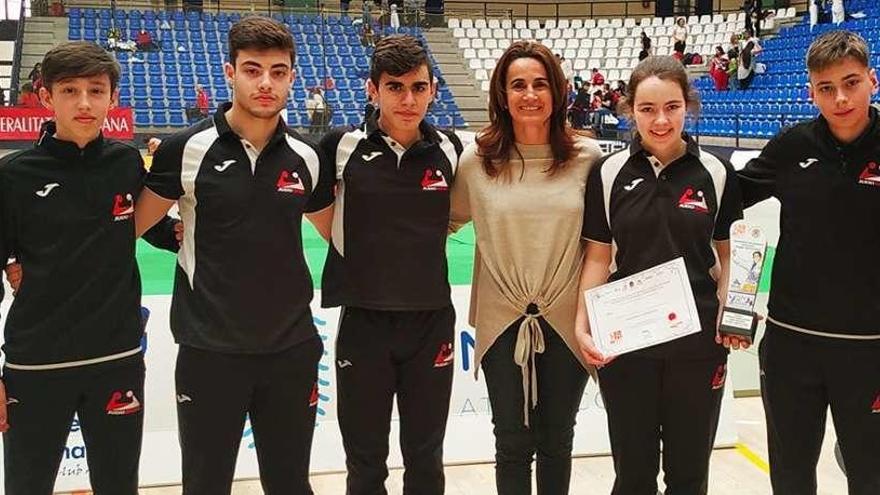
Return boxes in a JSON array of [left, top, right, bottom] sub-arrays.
[[135, 111, 150, 127], [152, 112, 168, 127]]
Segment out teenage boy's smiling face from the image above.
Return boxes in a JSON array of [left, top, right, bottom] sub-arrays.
[[40, 74, 116, 147], [368, 65, 434, 135], [809, 56, 879, 142]]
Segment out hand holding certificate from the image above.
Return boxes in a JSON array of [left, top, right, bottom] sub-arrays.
[[584, 257, 702, 357]]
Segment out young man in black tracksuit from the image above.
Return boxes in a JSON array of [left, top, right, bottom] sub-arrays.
[[738, 31, 880, 495], [134, 17, 335, 494], [318, 35, 463, 495], [0, 42, 179, 495]]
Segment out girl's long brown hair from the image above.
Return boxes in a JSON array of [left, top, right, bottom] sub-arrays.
[[475, 41, 576, 177]]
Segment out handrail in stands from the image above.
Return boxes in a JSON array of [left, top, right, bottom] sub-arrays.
[[9, 0, 27, 104]]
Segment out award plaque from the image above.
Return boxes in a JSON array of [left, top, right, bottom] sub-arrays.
[[719, 220, 767, 338]]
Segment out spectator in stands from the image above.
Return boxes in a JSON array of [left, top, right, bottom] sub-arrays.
[[672, 44, 685, 63], [832, 0, 845, 24], [27, 62, 41, 87], [559, 54, 574, 89], [641, 30, 652, 55], [601, 83, 616, 112], [305, 86, 328, 134], [673, 17, 688, 54], [17, 82, 40, 107], [590, 88, 612, 132], [752, 0, 765, 37], [196, 84, 210, 118], [728, 33, 741, 54], [570, 81, 591, 128], [362, 0, 373, 26], [738, 40, 757, 89], [340, 0, 350, 16], [107, 26, 121, 49], [0, 87, 5, 106], [107, 27, 135, 52], [742, 28, 763, 55], [591, 67, 605, 87], [726, 48, 739, 90], [743, 0, 755, 34], [810, 0, 819, 29], [577, 54, 744, 495], [709, 46, 730, 90], [389, 3, 401, 30], [362, 22, 375, 47], [613, 80, 627, 110], [136, 28, 157, 51], [450, 39, 601, 495]]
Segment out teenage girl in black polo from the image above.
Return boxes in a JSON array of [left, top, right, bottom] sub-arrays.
[[575, 56, 748, 494]]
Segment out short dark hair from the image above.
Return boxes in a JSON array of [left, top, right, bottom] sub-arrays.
[[369, 35, 433, 86], [228, 16, 296, 66], [41, 41, 120, 92], [806, 30, 870, 73]]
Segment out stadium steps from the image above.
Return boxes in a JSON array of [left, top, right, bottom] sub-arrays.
[[18, 17, 68, 86], [424, 27, 489, 129]]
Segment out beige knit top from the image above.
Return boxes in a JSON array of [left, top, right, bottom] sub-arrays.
[[450, 136, 603, 425]]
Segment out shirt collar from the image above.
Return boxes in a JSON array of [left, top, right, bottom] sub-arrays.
[[36, 120, 105, 160], [212, 101, 289, 143], [364, 109, 442, 145], [628, 132, 701, 162]]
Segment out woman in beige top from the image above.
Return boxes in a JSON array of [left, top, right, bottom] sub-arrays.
[[673, 17, 689, 54], [450, 41, 602, 495]]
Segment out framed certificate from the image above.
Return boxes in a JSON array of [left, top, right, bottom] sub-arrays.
[[585, 257, 702, 356]]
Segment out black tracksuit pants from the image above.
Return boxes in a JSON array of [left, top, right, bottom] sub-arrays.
[[598, 353, 727, 495], [3, 354, 145, 495], [175, 334, 323, 495], [760, 323, 880, 495], [335, 305, 455, 495], [481, 318, 589, 495]]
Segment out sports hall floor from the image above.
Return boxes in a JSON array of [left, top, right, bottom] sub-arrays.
[[125, 397, 846, 494]]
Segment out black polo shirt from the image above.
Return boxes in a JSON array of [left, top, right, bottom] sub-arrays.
[[583, 135, 743, 358], [145, 103, 335, 354], [317, 111, 463, 310]]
